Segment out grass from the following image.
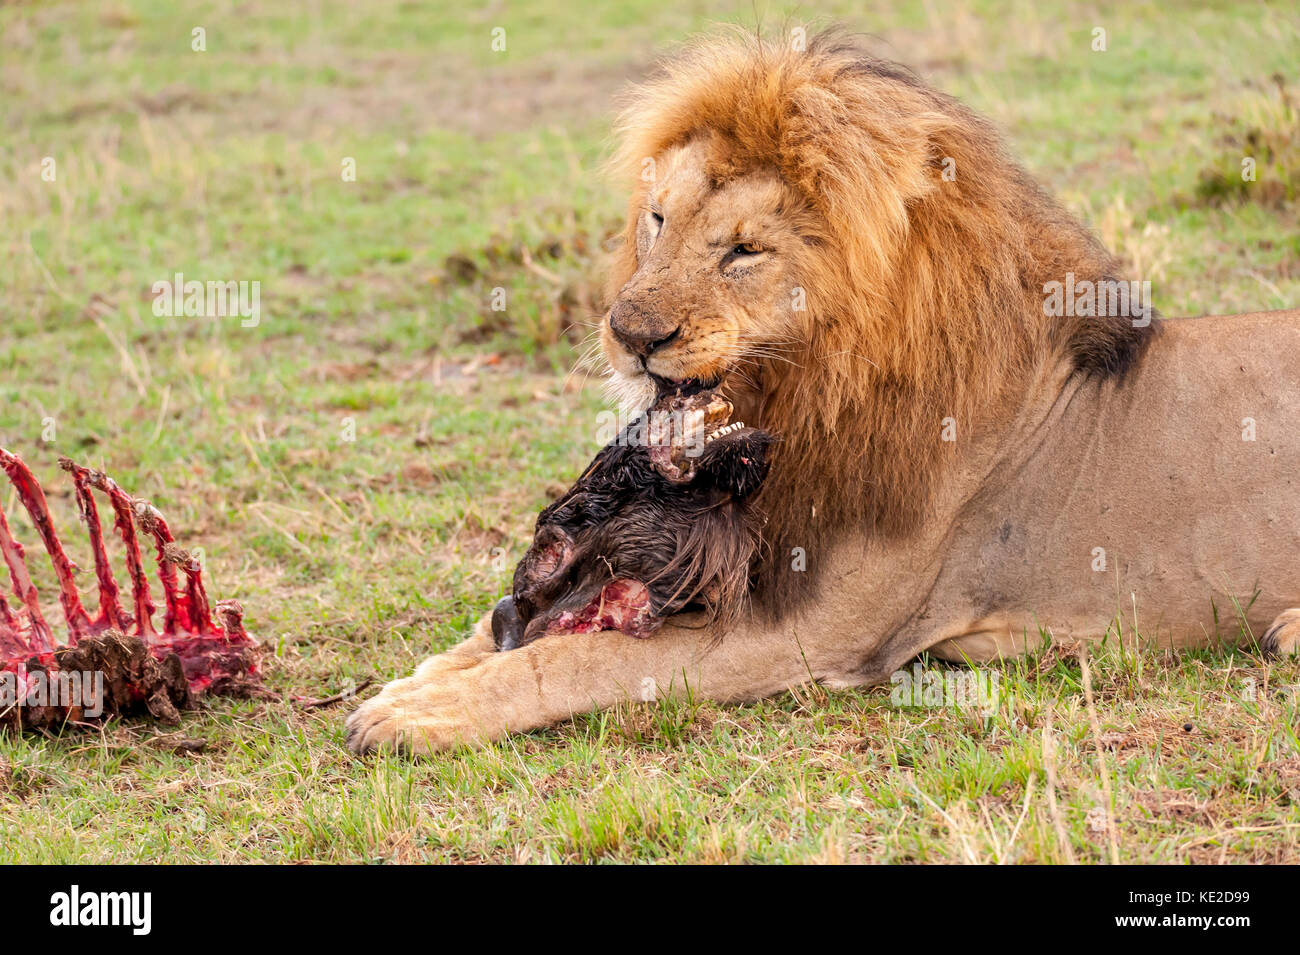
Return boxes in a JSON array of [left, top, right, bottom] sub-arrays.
[[1, 0, 1298, 863]]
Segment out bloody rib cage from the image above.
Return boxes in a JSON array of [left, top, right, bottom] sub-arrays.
[[0, 448, 260, 731]]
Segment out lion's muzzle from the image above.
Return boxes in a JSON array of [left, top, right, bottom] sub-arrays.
[[608, 299, 680, 359]]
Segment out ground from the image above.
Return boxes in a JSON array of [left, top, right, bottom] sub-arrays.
[[1, 0, 1298, 863]]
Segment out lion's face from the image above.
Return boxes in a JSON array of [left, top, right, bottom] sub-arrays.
[[602, 137, 812, 405], [587, 29, 1144, 620]]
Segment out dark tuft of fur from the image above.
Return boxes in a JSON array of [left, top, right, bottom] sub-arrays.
[[1066, 295, 1162, 380]]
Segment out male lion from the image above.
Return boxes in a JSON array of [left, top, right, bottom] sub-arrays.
[[346, 30, 1300, 755]]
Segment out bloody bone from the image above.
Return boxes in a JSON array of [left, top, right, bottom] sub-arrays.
[[645, 390, 735, 482], [0, 448, 260, 730], [492, 389, 774, 650]]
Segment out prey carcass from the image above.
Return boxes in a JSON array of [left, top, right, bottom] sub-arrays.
[[0, 448, 261, 730], [491, 388, 774, 650]]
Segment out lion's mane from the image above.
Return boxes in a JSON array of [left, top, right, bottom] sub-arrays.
[[605, 29, 1155, 614]]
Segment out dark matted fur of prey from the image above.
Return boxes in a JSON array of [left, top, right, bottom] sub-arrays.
[[493, 409, 774, 650]]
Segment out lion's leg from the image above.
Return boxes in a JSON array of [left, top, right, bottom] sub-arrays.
[[411, 622, 496, 677], [927, 630, 1031, 664], [1261, 608, 1300, 657], [345, 613, 821, 755], [921, 615, 1046, 665]]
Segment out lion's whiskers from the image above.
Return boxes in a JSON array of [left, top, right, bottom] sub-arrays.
[[564, 321, 610, 393]]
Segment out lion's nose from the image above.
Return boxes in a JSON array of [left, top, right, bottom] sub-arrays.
[[609, 303, 680, 358], [614, 325, 679, 358]]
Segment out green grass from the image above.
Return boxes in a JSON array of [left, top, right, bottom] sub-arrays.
[[1, 0, 1298, 863]]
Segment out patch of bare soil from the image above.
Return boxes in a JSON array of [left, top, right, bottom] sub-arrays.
[[440, 230, 615, 348], [1132, 788, 1214, 822]]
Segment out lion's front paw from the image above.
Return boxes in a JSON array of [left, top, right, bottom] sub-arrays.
[[344, 687, 405, 755], [344, 673, 494, 756], [344, 620, 505, 755], [343, 617, 682, 757]]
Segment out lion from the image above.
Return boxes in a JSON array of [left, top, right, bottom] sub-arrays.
[[346, 29, 1300, 755]]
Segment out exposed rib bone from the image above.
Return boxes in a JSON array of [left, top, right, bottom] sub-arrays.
[[0, 592, 30, 660], [0, 450, 93, 640], [134, 500, 194, 635], [61, 459, 128, 633], [0, 449, 79, 649], [0, 497, 49, 654], [81, 466, 157, 639]]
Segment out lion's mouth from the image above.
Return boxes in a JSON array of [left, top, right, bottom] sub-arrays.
[[649, 373, 720, 400]]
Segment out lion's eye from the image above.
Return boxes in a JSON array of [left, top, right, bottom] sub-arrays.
[[732, 242, 762, 256]]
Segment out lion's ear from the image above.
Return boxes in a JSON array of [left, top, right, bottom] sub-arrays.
[[696, 429, 775, 499]]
